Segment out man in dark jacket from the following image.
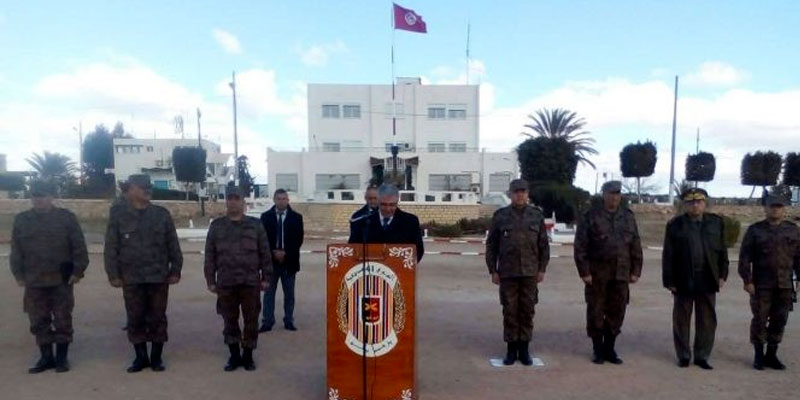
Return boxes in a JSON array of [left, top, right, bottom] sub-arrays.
[[348, 183, 424, 262], [104, 174, 183, 373], [485, 179, 549, 366], [205, 187, 272, 371], [349, 185, 379, 238], [662, 188, 729, 369], [260, 188, 304, 332], [574, 180, 643, 365], [738, 193, 800, 370], [10, 181, 89, 373]]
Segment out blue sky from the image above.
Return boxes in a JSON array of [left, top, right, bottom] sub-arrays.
[[1, 1, 799, 196]]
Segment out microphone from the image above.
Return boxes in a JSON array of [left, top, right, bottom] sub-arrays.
[[349, 207, 375, 223]]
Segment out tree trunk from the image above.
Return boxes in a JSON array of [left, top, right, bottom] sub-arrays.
[[636, 177, 641, 204], [749, 185, 756, 199]]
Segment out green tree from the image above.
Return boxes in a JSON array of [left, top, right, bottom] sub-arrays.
[[783, 152, 800, 187], [26, 151, 77, 194], [81, 122, 132, 197], [619, 141, 657, 203], [522, 108, 598, 169], [517, 136, 579, 184], [237, 155, 255, 197], [685, 152, 716, 183], [741, 151, 782, 200]]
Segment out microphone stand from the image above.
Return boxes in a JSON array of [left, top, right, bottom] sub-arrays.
[[360, 208, 373, 400]]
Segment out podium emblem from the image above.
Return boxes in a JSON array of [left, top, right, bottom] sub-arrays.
[[337, 262, 407, 357]]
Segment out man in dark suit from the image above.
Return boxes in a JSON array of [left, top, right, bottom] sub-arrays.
[[662, 188, 729, 370], [348, 184, 424, 262], [260, 189, 304, 331], [349, 185, 379, 238]]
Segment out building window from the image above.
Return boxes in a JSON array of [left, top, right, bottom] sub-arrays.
[[489, 172, 512, 193], [427, 105, 446, 119], [146, 146, 154, 152], [342, 104, 361, 119], [427, 142, 445, 153], [315, 174, 360, 190], [156, 160, 164, 167], [449, 142, 467, 153], [322, 104, 340, 118], [385, 142, 413, 153], [275, 173, 299, 192], [322, 142, 341, 152], [448, 105, 467, 119], [385, 102, 405, 119], [429, 174, 471, 191], [342, 140, 363, 151]]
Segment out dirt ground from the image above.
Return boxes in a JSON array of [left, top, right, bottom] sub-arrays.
[[1, 239, 798, 400]]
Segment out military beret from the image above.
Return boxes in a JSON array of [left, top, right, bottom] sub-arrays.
[[681, 187, 709, 202], [766, 194, 789, 207], [226, 186, 244, 198], [601, 180, 622, 193], [125, 174, 152, 189], [508, 178, 529, 192], [30, 180, 57, 197]]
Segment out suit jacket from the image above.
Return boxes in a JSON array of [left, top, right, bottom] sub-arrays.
[[261, 206, 304, 273], [662, 213, 729, 294], [348, 208, 424, 262]]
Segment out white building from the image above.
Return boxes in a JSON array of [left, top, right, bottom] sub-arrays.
[[268, 78, 517, 203], [113, 138, 232, 195]]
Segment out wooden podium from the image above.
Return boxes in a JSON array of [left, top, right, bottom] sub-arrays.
[[327, 244, 417, 400]]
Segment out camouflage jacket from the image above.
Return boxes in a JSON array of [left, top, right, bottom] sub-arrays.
[[104, 203, 182, 284], [574, 206, 643, 281], [10, 207, 89, 287], [485, 204, 550, 278], [738, 220, 800, 289], [204, 216, 272, 287]]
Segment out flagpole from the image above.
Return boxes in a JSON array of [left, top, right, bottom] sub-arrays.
[[466, 21, 471, 85], [391, 3, 399, 179]]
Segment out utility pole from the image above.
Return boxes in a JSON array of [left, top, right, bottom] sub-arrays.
[[668, 76, 679, 204], [229, 71, 239, 185], [73, 122, 83, 183], [197, 108, 202, 147]]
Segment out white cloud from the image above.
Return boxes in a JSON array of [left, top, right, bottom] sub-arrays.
[[297, 40, 348, 67], [684, 61, 749, 87], [212, 28, 243, 55]]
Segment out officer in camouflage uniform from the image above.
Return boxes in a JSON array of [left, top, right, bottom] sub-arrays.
[[10, 181, 89, 373], [485, 178, 550, 366], [104, 174, 182, 373], [574, 181, 643, 365], [662, 188, 729, 370], [738, 193, 800, 370], [205, 187, 272, 371]]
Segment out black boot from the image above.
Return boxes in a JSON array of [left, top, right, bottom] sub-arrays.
[[603, 334, 623, 365], [28, 344, 55, 374], [502, 342, 517, 365], [753, 344, 765, 370], [224, 344, 241, 372], [150, 342, 165, 372], [518, 341, 533, 366], [241, 348, 256, 371], [765, 344, 786, 370], [591, 337, 605, 364], [55, 343, 70, 373], [126, 343, 150, 373]]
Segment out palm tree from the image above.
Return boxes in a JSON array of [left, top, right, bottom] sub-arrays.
[[26, 151, 77, 187], [522, 108, 598, 169]]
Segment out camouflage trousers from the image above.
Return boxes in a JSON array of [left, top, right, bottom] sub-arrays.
[[673, 292, 716, 361], [217, 285, 262, 349], [123, 283, 169, 344], [499, 277, 538, 343], [23, 285, 74, 346], [750, 288, 794, 345], [585, 278, 629, 338]]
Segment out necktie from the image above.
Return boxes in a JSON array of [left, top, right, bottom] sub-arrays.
[[277, 212, 284, 249], [382, 217, 390, 230]]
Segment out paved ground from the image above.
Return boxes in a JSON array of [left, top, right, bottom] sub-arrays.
[[1, 239, 798, 400]]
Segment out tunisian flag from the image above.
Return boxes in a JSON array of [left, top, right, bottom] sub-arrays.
[[393, 3, 427, 33]]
